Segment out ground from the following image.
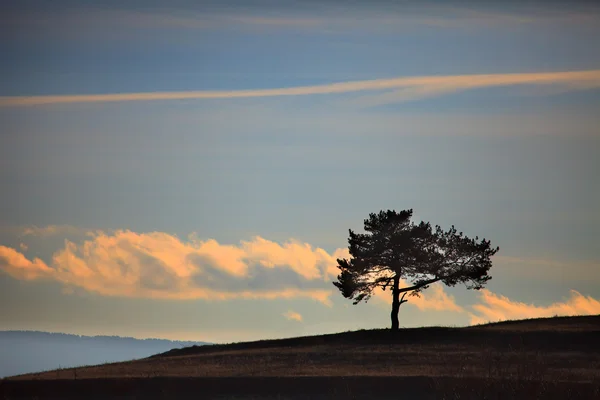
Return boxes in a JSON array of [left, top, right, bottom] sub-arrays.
[[2, 315, 599, 399]]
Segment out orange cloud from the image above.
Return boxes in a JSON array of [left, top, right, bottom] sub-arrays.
[[1, 70, 599, 107], [469, 290, 600, 325], [0, 245, 54, 280], [409, 284, 464, 312], [238, 236, 341, 280], [283, 310, 303, 322], [0, 231, 346, 304], [372, 280, 464, 313], [369, 278, 599, 324], [5, 228, 598, 323]]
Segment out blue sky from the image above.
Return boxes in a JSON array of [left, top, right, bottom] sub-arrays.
[[1, 0, 599, 343]]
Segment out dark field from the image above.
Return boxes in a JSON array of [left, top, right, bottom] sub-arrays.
[[2, 315, 599, 399]]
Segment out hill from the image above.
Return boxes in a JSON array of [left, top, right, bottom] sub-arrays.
[[151, 314, 600, 359], [0, 331, 209, 378], [1, 315, 599, 399]]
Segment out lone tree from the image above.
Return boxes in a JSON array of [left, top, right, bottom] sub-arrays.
[[333, 209, 499, 330]]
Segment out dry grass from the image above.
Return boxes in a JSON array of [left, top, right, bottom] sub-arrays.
[[2, 315, 599, 399]]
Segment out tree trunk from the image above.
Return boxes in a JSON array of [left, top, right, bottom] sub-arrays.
[[390, 275, 400, 330]]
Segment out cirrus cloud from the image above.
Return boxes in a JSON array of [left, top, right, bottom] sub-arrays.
[[20, 224, 90, 238], [1, 70, 599, 107]]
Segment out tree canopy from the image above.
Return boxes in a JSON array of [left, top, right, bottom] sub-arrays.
[[333, 209, 499, 330]]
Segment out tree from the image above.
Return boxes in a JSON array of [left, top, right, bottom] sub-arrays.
[[333, 209, 499, 330]]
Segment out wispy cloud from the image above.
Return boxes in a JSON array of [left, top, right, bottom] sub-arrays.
[[2, 70, 599, 107], [344, 71, 600, 109], [0, 231, 349, 304], [494, 256, 600, 282], [283, 310, 303, 322], [20, 224, 89, 238], [5, 3, 599, 35], [342, 84, 470, 109], [469, 289, 600, 325]]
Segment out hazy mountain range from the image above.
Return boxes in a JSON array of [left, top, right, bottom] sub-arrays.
[[0, 331, 210, 378]]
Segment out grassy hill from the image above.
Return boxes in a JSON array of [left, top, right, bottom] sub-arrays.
[[1, 315, 599, 399]]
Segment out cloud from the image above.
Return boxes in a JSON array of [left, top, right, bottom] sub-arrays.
[[1, 70, 599, 107], [469, 290, 600, 325], [344, 71, 600, 109], [4, 226, 599, 324], [496, 256, 588, 269], [408, 284, 464, 313], [343, 84, 470, 108], [0, 231, 348, 304], [0, 245, 54, 280], [5, 3, 599, 36], [283, 310, 303, 322], [20, 225, 89, 238], [372, 280, 464, 313], [494, 256, 599, 282], [367, 274, 599, 325], [365, 261, 600, 321]]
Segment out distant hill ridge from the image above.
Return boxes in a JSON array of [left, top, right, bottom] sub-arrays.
[[0, 330, 206, 346], [0, 330, 210, 378]]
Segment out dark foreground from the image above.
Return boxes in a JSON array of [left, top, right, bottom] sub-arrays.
[[2, 315, 599, 399], [2, 376, 599, 400]]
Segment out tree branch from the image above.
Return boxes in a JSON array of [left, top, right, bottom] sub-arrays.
[[399, 292, 408, 305], [397, 276, 441, 294]]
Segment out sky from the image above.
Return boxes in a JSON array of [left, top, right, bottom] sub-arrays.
[[1, 0, 599, 344]]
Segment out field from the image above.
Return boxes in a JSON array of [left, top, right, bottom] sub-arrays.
[[2, 315, 599, 399]]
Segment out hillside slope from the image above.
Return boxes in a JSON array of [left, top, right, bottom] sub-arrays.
[[6, 315, 599, 381]]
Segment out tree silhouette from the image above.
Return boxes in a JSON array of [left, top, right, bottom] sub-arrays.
[[333, 209, 499, 330]]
